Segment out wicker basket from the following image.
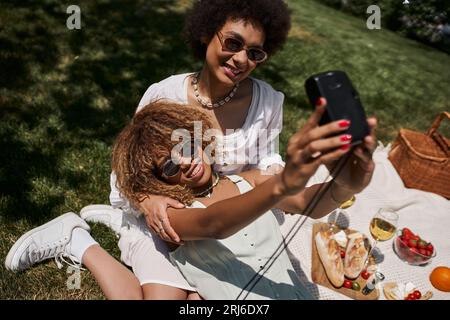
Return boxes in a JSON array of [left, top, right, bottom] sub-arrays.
[[388, 112, 450, 199]]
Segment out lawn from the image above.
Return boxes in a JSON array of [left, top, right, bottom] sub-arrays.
[[1, 0, 449, 299]]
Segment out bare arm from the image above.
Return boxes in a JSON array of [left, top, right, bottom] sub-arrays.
[[167, 173, 352, 240], [167, 103, 354, 240], [240, 169, 353, 219], [167, 174, 286, 240]]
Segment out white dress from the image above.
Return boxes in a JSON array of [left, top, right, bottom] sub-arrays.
[[111, 73, 286, 289], [170, 175, 314, 300]]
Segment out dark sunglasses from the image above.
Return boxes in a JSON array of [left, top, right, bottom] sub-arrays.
[[160, 140, 201, 178], [216, 32, 267, 63]]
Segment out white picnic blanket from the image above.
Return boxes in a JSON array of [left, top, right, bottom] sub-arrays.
[[279, 142, 450, 300]]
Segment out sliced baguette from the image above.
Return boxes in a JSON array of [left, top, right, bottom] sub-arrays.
[[344, 232, 369, 279], [315, 230, 345, 287]]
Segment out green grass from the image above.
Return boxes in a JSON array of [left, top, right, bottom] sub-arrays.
[[262, 0, 450, 149], [1, 0, 449, 299]]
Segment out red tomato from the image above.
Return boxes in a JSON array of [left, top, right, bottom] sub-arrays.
[[410, 235, 420, 241], [419, 248, 427, 256], [343, 280, 352, 289], [413, 290, 422, 299], [425, 250, 432, 257], [427, 243, 434, 252], [408, 293, 416, 300], [361, 270, 370, 280], [340, 250, 345, 259]]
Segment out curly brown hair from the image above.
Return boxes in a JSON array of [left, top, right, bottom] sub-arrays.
[[112, 101, 213, 207], [184, 0, 291, 60]]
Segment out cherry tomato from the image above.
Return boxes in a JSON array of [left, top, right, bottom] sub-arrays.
[[413, 290, 422, 299], [340, 250, 346, 259], [419, 248, 427, 256], [361, 270, 370, 280], [427, 243, 434, 252], [407, 293, 416, 300], [425, 250, 432, 257], [343, 280, 352, 289], [410, 235, 420, 241]]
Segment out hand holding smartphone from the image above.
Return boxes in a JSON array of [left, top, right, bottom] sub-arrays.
[[304, 70, 370, 145]]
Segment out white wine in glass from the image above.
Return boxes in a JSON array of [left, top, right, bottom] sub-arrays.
[[367, 208, 399, 265], [370, 217, 397, 241]]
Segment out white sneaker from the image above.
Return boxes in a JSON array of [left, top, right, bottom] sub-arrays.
[[80, 204, 125, 236], [5, 212, 90, 272]]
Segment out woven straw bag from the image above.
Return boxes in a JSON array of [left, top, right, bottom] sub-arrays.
[[388, 112, 450, 199]]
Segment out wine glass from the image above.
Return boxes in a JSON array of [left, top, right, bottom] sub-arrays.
[[367, 207, 399, 265], [329, 195, 356, 233]]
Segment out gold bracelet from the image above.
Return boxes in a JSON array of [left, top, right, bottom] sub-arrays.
[[330, 182, 354, 207]]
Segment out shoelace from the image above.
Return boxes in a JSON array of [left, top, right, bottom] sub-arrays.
[[30, 238, 67, 262], [55, 252, 85, 271], [29, 237, 85, 271]]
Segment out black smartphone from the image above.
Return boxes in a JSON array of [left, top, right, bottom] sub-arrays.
[[304, 70, 370, 145]]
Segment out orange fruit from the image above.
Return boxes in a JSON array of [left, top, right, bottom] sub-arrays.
[[429, 266, 450, 292]]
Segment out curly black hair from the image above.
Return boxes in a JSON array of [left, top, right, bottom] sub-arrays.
[[184, 0, 291, 60]]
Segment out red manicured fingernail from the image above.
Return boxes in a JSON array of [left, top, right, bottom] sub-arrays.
[[340, 134, 352, 142], [315, 97, 324, 107], [341, 144, 350, 151], [339, 120, 351, 128]]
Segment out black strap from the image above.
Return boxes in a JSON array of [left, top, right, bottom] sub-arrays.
[[235, 151, 353, 300]]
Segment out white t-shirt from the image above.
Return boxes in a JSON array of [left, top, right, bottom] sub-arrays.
[[170, 175, 313, 299], [110, 73, 285, 211]]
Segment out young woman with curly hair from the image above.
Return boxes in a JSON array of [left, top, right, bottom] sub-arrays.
[[6, 101, 377, 300], [111, 0, 292, 236], [106, 0, 298, 298]]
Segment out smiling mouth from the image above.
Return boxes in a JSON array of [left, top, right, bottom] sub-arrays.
[[223, 64, 243, 76]]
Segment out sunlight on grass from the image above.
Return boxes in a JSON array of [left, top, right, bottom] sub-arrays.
[[260, 0, 450, 153], [288, 23, 323, 43], [1, 0, 449, 299]]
